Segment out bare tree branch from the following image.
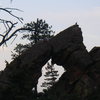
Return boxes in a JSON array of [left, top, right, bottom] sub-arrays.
[[10, 0, 13, 3], [0, 7, 25, 46], [0, 7, 23, 23], [0, 27, 34, 46]]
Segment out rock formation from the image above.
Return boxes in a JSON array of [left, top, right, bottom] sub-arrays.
[[0, 24, 99, 100]]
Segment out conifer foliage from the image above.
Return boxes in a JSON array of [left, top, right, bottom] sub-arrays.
[[22, 18, 54, 44], [11, 18, 54, 59], [41, 62, 59, 89]]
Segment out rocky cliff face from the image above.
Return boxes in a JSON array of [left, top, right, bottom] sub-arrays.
[[0, 24, 99, 100], [49, 47, 100, 100]]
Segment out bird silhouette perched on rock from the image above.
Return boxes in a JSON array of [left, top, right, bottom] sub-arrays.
[[75, 22, 77, 25], [5, 60, 9, 66], [75, 22, 78, 26], [74, 22, 79, 28]]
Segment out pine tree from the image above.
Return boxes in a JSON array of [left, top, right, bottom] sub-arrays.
[[11, 18, 54, 59], [41, 62, 59, 89], [11, 44, 29, 59], [11, 19, 55, 95], [22, 18, 54, 44]]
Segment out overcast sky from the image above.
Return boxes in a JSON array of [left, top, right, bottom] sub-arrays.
[[0, 0, 100, 70]]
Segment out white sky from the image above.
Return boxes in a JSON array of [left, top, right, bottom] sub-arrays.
[[0, 0, 100, 70]]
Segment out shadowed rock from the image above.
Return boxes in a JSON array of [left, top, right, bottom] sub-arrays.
[[0, 24, 96, 99], [49, 47, 100, 99]]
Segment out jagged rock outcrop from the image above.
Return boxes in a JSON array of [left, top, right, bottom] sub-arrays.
[[47, 47, 100, 100], [89, 47, 100, 84], [0, 24, 99, 100], [0, 42, 52, 99], [50, 25, 93, 84]]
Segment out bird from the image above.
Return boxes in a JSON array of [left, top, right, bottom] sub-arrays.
[[75, 22, 78, 25], [75, 22, 79, 27], [5, 60, 9, 66]]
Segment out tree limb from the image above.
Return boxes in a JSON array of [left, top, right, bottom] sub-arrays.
[[0, 27, 34, 46], [0, 7, 24, 46], [0, 7, 23, 23]]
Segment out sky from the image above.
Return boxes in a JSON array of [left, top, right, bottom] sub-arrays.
[[0, 0, 100, 69]]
